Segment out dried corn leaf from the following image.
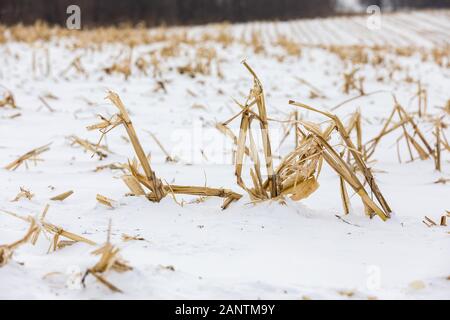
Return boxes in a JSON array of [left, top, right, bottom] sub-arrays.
[[96, 194, 115, 208], [122, 175, 145, 196], [287, 176, 319, 201], [50, 190, 74, 201], [4, 143, 51, 171], [11, 187, 34, 202], [0, 219, 38, 267]]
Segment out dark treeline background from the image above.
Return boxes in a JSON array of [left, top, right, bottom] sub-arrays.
[[0, 0, 449, 26], [360, 0, 450, 9]]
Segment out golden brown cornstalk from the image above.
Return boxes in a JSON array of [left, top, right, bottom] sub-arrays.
[[275, 35, 302, 56], [89, 240, 132, 274], [69, 135, 109, 160], [161, 185, 242, 210], [440, 215, 447, 227], [364, 97, 434, 163], [443, 100, 450, 115], [215, 123, 250, 157], [273, 124, 334, 202], [125, 163, 242, 209], [415, 80, 428, 118], [0, 89, 17, 109], [0, 206, 96, 252], [4, 143, 51, 171], [338, 150, 351, 215], [60, 56, 87, 77], [422, 216, 438, 227], [103, 57, 132, 80], [50, 190, 74, 201], [220, 64, 334, 204], [343, 68, 365, 95], [434, 119, 442, 172], [11, 187, 34, 202], [96, 194, 115, 208], [88, 91, 242, 209], [106, 91, 165, 201], [346, 110, 363, 155], [0, 219, 39, 267], [82, 221, 132, 293], [225, 61, 279, 200], [289, 100, 392, 221], [243, 61, 278, 197]]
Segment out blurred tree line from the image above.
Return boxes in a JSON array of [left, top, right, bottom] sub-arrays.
[[0, 0, 335, 26], [360, 0, 449, 10], [0, 0, 448, 26]]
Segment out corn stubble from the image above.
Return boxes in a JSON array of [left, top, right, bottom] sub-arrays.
[[4, 143, 51, 171], [215, 62, 392, 220], [0, 219, 39, 267], [82, 221, 132, 293], [221, 61, 320, 203], [69, 135, 110, 160], [11, 187, 34, 202], [364, 96, 437, 166], [84, 68, 443, 221], [0, 208, 131, 292], [88, 91, 242, 209], [0, 205, 96, 266], [0, 88, 17, 109], [50, 190, 74, 201], [288, 101, 391, 221]]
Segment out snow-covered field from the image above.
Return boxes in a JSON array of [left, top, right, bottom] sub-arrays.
[[0, 10, 449, 299]]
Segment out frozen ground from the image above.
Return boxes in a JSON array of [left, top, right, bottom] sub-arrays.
[[0, 11, 449, 299]]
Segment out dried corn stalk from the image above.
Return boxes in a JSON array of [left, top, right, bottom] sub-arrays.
[[423, 216, 438, 227], [275, 35, 302, 56], [221, 62, 280, 201], [121, 234, 145, 242], [88, 91, 242, 209], [103, 46, 133, 80], [50, 190, 74, 201], [96, 194, 115, 208], [0, 219, 39, 267], [415, 80, 428, 118], [364, 97, 434, 163], [69, 135, 109, 160], [434, 119, 442, 172], [4, 143, 51, 171], [215, 122, 250, 157], [0, 89, 17, 109], [220, 64, 332, 204], [82, 221, 132, 293], [105, 91, 164, 201], [343, 68, 365, 95], [274, 124, 334, 202], [0, 206, 96, 252], [11, 187, 34, 202], [127, 164, 242, 209], [440, 216, 447, 227], [289, 100, 392, 221], [60, 56, 87, 77]]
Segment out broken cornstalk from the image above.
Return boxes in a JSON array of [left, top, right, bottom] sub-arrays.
[[88, 91, 242, 209], [4, 143, 51, 171], [289, 100, 392, 221]]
